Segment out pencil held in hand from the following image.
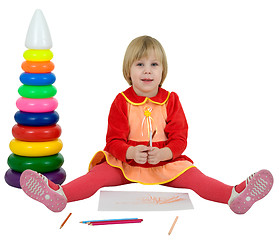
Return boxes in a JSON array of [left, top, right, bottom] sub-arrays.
[[148, 130, 157, 147]]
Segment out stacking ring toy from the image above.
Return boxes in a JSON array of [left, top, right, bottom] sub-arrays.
[[18, 85, 57, 99], [23, 49, 53, 61], [12, 124, 61, 141], [14, 111, 59, 126], [9, 139, 63, 157], [21, 61, 55, 73], [5, 168, 66, 188], [16, 97, 58, 113], [20, 73, 56, 86], [8, 153, 64, 173]]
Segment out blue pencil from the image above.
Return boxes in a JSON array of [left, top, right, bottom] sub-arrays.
[[80, 218, 138, 224]]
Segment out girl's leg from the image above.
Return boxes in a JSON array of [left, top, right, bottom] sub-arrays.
[[62, 162, 131, 202], [163, 167, 233, 204], [20, 162, 130, 212], [164, 167, 273, 214]]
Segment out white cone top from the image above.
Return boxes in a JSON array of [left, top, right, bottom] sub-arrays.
[[25, 9, 52, 49]]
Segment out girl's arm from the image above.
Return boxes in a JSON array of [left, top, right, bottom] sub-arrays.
[[164, 92, 188, 159], [104, 94, 130, 162]]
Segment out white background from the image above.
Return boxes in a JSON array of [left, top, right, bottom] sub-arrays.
[[0, 0, 278, 239]]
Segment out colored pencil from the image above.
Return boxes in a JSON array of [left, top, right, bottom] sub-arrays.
[[87, 219, 143, 226], [80, 218, 139, 224], [60, 213, 72, 229], [168, 216, 178, 235], [148, 130, 157, 147]]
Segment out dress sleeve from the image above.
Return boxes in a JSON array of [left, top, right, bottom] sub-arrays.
[[104, 94, 130, 162], [165, 92, 188, 159]]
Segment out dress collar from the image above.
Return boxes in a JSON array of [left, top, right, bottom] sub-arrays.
[[121, 86, 170, 105]]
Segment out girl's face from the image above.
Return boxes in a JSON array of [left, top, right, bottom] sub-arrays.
[[130, 50, 163, 97]]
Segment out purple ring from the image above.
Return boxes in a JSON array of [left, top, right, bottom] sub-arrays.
[[4, 168, 66, 189]]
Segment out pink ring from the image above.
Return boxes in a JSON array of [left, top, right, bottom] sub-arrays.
[[16, 97, 58, 113]]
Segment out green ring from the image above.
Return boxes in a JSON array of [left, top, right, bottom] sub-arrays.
[[8, 153, 64, 173], [18, 85, 57, 99]]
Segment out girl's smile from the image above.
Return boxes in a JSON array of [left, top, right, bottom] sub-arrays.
[[141, 78, 154, 82]]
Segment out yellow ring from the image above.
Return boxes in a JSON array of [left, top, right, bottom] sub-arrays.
[[9, 139, 62, 157], [23, 50, 53, 61]]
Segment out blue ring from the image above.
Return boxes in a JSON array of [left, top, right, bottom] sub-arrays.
[[14, 111, 59, 126], [19, 73, 56, 86]]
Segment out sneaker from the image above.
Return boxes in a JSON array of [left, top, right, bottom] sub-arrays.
[[229, 169, 273, 214], [20, 170, 67, 212]]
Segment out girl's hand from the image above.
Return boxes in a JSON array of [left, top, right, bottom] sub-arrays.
[[126, 145, 151, 164], [147, 147, 173, 165]]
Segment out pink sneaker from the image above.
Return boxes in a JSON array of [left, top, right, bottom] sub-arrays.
[[20, 170, 67, 212], [229, 169, 273, 214]]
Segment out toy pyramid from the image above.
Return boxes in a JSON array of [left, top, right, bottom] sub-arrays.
[[5, 9, 66, 188]]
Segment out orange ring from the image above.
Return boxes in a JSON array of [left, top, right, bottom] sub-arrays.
[[21, 61, 55, 73]]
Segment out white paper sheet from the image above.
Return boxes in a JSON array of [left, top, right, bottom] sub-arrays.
[[98, 191, 194, 211]]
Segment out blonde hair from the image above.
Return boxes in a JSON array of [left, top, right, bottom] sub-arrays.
[[123, 35, 168, 87]]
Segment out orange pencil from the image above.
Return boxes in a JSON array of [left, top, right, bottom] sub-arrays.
[[60, 213, 72, 229], [168, 216, 178, 235]]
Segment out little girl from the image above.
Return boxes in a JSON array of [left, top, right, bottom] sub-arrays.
[[20, 35, 273, 214]]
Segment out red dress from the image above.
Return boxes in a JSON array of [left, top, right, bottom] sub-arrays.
[[88, 87, 195, 184]]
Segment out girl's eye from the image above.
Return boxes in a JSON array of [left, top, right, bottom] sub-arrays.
[[151, 63, 159, 66], [136, 63, 143, 66]]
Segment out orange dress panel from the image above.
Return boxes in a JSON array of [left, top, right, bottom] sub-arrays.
[[89, 90, 195, 185], [127, 99, 168, 142]]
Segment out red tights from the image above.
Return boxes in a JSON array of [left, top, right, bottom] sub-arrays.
[[62, 162, 233, 204]]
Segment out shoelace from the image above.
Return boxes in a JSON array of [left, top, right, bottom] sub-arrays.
[[246, 173, 255, 185], [38, 173, 48, 184]]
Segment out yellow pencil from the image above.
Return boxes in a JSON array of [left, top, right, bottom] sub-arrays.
[[168, 216, 179, 235], [60, 213, 72, 229]]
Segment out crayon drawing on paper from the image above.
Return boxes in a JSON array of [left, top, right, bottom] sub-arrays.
[[98, 191, 194, 211]]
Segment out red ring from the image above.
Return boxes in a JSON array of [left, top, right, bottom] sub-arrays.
[[12, 124, 61, 142]]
